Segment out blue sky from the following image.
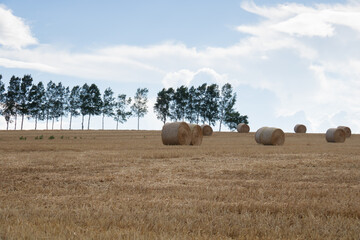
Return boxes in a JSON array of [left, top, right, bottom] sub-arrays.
[[0, 0, 359, 132]]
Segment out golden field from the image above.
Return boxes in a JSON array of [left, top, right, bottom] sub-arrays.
[[0, 130, 359, 239]]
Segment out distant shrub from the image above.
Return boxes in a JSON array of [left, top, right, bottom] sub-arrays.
[[49, 135, 55, 140], [61, 136, 64, 139], [39, 135, 43, 140], [19, 136, 27, 140]]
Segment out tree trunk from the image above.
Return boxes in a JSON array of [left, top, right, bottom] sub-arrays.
[[35, 116, 38, 130], [88, 114, 91, 130], [60, 115, 63, 130], [116, 119, 119, 130], [81, 115, 84, 130], [14, 115, 17, 130], [102, 114, 104, 130], [46, 116, 49, 130], [137, 115, 140, 130], [6, 121, 9, 130], [52, 118, 55, 130], [69, 114, 72, 130], [219, 118, 222, 132], [21, 114, 24, 130]]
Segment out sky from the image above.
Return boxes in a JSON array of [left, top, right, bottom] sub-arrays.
[[0, 0, 359, 133]]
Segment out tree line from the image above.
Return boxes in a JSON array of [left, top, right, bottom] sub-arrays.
[[0, 74, 148, 130], [0, 74, 248, 131], [153, 83, 248, 131]]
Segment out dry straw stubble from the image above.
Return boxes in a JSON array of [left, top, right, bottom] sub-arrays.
[[337, 126, 351, 138], [201, 124, 213, 136], [294, 124, 307, 133], [237, 123, 250, 133], [187, 123, 203, 146], [326, 128, 346, 143], [161, 122, 192, 145]]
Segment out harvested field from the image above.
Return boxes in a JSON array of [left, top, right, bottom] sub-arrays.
[[1, 130, 360, 239]]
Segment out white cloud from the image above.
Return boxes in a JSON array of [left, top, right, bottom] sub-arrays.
[[0, 5, 37, 49], [0, 57, 56, 72], [162, 68, 228, 88]]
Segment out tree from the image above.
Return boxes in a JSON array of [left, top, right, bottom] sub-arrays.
[[218, 83, 236, 131], [114, 94, 132, 130], [131, 88, 148, 130], [54, 82, 69, 130], [87, 84, 102, 130], [6, 76, 21, 130], [194, 83, 207, 124], [0, 75, 13, 130], [185, 86, 197, 123], [170, 85, 189, 121], [0, 75, 5, 115], [101, 87, 115, 130], [201, 83, 220, 126], [224, 111, 248, 131], [45, 81, 57, 130], [153, 87, 174, 124], [18, 75, 33, 130], [28, 82, 46, 130], [80, 83, 90, 130], [68, 85, 81, 130]]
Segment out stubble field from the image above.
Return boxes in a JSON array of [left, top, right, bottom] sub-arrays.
[[0, 130, 360, 239]]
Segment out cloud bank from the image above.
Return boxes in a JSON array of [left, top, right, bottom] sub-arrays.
[[0, 5, 37, 49], [1, 2, 360, 132]]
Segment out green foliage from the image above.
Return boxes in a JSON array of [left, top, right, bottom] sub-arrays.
[[170, 85, 189, 121], [60, 136, 64, 139], [4, 76, 21, 129], [45, 81, 57, 126], [28, 81, 46, 130], [18, 75, 33, 129], [49, 135, 55, 140], [69, 86, 81, 115], [131, 88, 149, 130], [19, 136, 27, 140], [224, 111, 248, 130], [39, 135, 43, 140], [185, 86, 197, 123], [202, 84, 220, 126], [154, 88, 174, 124], [114, 94, 132, 130], [0, 75, 5, 108], [102, 87, 116, 129], [218, 83, 237, 131], [194, 83, 207, 124]]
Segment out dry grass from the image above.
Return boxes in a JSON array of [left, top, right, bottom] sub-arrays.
[[1, 130, 360, 239]]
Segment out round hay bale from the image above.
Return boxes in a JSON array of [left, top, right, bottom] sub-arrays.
[[255, 127, 268, 144], [326, 128, 346, 143], [237, 123, 250, 133], [187, 123, 203, 146], [337, 126, 351, 138], [201, 124, 213, 136], [161, 122, 191, 145], [260, 127, 285, 146], [294, 124, 307, 133]]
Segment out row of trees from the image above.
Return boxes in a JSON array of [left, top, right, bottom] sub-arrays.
[[0, 74, 248, 131], [0, 74, 148, 130], [153, 83, 248, 130]]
